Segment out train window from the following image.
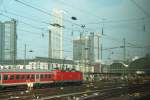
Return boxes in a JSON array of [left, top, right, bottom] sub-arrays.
[[21, 75, 25, 79], [27, 75, 30, 79], [40, 74, 43, 78], [45, 74, 48, 78], [31, 75, 35, 79], [16, 75, 20, 80], [48, 74, 51, 78], [36, 74, 39, 79], [4, 75, 8, 80], [10, 75, 14, 80]]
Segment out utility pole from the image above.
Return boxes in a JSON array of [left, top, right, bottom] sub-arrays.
[[71, 24, 75, 70], [123, 38, 126, 77], [100, 43, 103, 73], [24, 44, 26, 68], [98, 35, 100, 61], [100, 20, 104, 74], [123, 38, 126, 62], [80, 25, 87, 80], [101, 44, 103, 63], [48, 30, 52, 58], [80, 26, 83, 60]]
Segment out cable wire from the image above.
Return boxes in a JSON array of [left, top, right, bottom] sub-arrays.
[[14, 0, 81, 27], [130, 0, 150, 18]]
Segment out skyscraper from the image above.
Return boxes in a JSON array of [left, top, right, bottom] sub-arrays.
[[48, 9, 64, 59], [88, 32, 100, 64], [73, 32, 100, 65], [73, 37, 89, 63], [0, 22, 4, 62], [0, 19, 17, 64]]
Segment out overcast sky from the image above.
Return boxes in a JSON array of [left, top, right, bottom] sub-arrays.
[[0, 0, 150, 62]]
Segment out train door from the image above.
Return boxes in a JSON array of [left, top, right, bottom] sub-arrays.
[[35, 74, 40, 82]]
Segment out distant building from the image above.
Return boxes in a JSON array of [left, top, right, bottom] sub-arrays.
[[129, 56, 150, 74], [48, 9, 64, 59], [73, 36, 89, 64], [88, 32, 100, 64], [73, 32, 100, 65], [0, 22, 4, 62], [0, 19, 17, 64], [0, 57, 75, 70], [108, 62, 127, 75]]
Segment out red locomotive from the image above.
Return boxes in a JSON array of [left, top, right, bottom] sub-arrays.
[[0, 69, 83, 88]]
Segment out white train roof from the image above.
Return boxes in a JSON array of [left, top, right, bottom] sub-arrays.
[[0, 69, 52, 72]]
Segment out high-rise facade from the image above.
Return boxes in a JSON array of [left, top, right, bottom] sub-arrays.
[[48, 9, 64, 59], [73, 37, 89, 63], [88, 32, 100, 64], [0, 22, 4, 62], [0, 19, 17, 63], [73, 32, 100, 65]]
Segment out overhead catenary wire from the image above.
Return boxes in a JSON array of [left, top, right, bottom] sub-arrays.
[[86, 17, 150, 25], [1, 0, 148, 59], [14, 0, 97, 32], [11, 9, 144, 49], [102, 34, 126, 46], [101, 33, 146, 48], [14, 0, 82, 27], [0, 9, 50, 25], [56, 0, 150, 33], [102, 43, 150, 52], [18, 28, 48, 37], [4, 0, 150, 31], [0, 12, 81, 36], [0, 13, 71, 45], [127, 45, 150, 48], [56, 0, 105, 21], [3, 1, 148, 34], [0, 13, 74, 44], [0, 13, 47, 31], [0, 9, 84, 32], [130, 0, 150, 18], [18, 29, 73, 44], [51, 0, 150, 26]]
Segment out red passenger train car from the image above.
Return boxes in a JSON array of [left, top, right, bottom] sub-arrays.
[[0, 69, 83, 88]]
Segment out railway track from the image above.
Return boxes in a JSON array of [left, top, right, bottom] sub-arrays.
[[37, 86, 127, 100], [0, 81, 124, 100], [50, 84, 150, 100], [2, 85, 126, 100], [33, 83, 150, 100], [1, 84, 127, 100], [1, 81, 150, 100]]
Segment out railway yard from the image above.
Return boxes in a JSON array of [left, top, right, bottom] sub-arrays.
[[0, 80, 150, 100]]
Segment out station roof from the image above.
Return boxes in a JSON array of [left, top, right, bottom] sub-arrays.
[[110, 62, 126, 68], [129, 56, 150, 69]]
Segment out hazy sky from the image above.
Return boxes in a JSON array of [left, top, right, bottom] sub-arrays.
[[0, 0, 150, 62]]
